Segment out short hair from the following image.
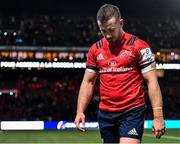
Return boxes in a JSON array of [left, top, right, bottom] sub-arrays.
[[97, 4, 121, 23]]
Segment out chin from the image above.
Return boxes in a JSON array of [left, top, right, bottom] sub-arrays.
[[109, 40, 117, 43], [107, 39, 114, 43]]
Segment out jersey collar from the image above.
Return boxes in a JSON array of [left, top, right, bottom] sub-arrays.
[[108, 31, 126, 47]]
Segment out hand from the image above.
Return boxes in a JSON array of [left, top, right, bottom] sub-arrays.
[[152, 117, 166, 138], [74, 112, 86, 132]]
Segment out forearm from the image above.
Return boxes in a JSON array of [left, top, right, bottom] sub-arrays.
[[76, 80, 95, 113], [148, 80, 166, 138], [147, 80, 163, 117], [148, 81, 163, 108]]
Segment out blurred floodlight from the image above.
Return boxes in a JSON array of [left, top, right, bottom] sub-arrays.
[[13, 32, 17, 36], [3, 32, 8, 36], [9, 92, 14, 95]]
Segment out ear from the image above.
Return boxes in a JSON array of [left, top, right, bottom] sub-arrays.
[[119, 19, 124, 27]]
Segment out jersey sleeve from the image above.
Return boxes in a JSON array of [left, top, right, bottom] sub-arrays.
[[86, 44, 98, 73], [136, 39, 155, 73]]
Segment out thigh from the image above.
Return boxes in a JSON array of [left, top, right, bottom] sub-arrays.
[[120, 137, 141, 144], [118, 106, 146, 140], [97, 110, 119, 143]]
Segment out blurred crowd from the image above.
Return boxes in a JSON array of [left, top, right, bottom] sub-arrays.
[[0, 69, 179, 121], [0, 69, 99, 121], [0, 15, 180, 48], [0, 15, 99, 46]]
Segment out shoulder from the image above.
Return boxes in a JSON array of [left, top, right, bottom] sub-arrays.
[[89, 38, 105, 53], [135, 39, 150, 48], [95, 38, 104, 49], [125, 33, 149, 48], [125, 33, 139, 46]]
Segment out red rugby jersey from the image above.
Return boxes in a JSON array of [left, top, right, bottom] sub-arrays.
[[86, 32, 155, 112]]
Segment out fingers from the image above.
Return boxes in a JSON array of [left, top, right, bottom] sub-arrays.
[[152, 128, 166, 138], [152, 117, 166, 138], [162, 128, 166, 134], [81, 118, 85, 130], [75, 121, 85, 132], [75, 122, 85, 132], [155, 130, 162, 139], [74, 114, 86, 132], [152, 126, 155, 135]]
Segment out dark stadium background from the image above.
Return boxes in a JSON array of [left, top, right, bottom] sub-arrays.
[[1, 0, 180, 15], [0, 0, 180, 143]]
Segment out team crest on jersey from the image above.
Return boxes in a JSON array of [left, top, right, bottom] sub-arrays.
[[120, 50, 132, 59], [97, 53, 104, 60], [108, 60, 116, 67]]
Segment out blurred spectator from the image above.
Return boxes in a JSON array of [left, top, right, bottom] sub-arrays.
[[0, 15, 180, 48]]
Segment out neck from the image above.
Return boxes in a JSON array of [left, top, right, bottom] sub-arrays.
[[119, 30, 125, 39]]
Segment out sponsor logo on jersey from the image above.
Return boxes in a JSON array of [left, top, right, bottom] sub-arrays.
[[99, 67, 133, 73], [108, 60, 116, 67], [97, 53, 104, 60]]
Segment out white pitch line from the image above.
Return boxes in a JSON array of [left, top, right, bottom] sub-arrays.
[[144, 133, 180, 141]]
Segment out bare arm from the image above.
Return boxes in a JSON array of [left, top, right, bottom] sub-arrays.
[[74, 69, 98, 131], [142, 62, 166, 138], [143, 69, 163, 109]]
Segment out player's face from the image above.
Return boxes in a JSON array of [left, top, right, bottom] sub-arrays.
[[98, 17, 123, 43]]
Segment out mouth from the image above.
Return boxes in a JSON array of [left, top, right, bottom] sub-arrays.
[[106, 38, 113, 42]]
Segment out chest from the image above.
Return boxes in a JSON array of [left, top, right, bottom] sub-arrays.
[[96, 47, 137, 68]]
